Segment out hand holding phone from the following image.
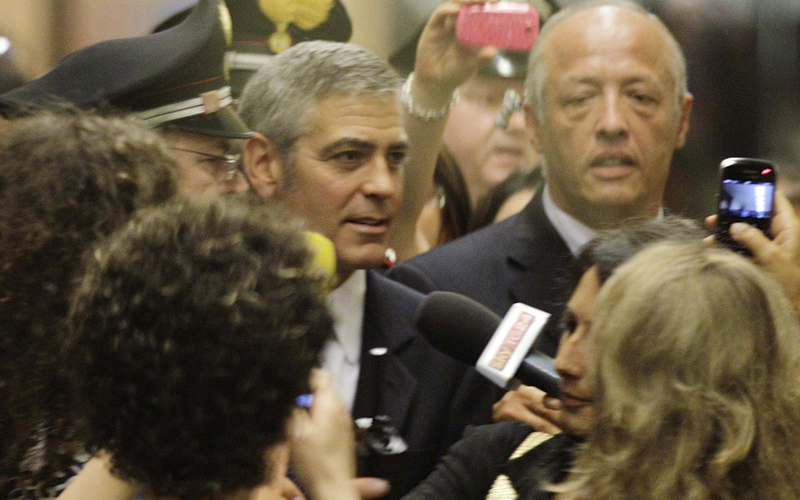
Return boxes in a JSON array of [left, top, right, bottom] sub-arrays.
[[715, 157, 777, 255], [456, 2, 540, 52]]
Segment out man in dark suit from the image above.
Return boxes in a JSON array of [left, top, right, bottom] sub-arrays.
[[390, 0, 694, 430], [237, 5, 499, 497]]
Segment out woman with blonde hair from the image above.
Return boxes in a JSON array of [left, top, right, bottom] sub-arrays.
[[557, 241, 800, 500]]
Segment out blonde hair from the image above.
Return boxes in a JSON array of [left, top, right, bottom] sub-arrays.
[[559, 241, 800, 500]]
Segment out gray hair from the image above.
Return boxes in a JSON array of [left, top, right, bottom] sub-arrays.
[[525, 0, 688, 123], [238, 41, 402, 167]]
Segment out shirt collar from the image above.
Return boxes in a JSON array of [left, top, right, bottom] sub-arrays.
[[325, 269, 367, 364], [542, 184, 664, 256], [542, 185, 597, 256]]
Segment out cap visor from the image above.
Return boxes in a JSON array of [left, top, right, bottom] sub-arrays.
[[167, 106, 253, 139]]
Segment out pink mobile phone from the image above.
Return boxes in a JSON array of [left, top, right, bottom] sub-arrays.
[[456, 2, 540, 52]]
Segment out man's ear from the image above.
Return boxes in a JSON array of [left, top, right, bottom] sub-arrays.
[[674, 92, 694, 149], [243, 132, 285, 199], [524, 101, 544, 154]]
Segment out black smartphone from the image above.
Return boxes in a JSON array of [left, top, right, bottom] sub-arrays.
[[715, 157, 777, 255]]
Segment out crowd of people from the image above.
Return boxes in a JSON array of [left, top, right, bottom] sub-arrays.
[[2, 0, 800, 499]]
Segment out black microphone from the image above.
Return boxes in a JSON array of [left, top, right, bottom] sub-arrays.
[[414, 291, 561, 397]]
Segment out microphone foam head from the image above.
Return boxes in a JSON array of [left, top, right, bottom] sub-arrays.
[[414, 291, 501, 365]]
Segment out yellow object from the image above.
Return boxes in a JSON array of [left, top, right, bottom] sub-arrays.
[[218, 2, 233, 80], [258, 0, 336, 53], [303, 231, 337, 292], [219, 2, 233, 46]]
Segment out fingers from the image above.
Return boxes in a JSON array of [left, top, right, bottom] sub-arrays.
[[492, 386, 562, 435], [476, 46, 499, 62], [353, 477, 391, 500], [704, 214, 717, 230], [543, 395, 562, 411], [289, 370, 359, 500], [291, 370, 352, 447], [278, 477, 306, 500], [771, 191, 800, 248], [729, 222, 773, 260]]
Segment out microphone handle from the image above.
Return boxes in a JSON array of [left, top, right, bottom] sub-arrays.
[[513, 351, 561, 397]]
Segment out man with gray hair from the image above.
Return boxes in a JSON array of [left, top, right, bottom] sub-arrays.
[[389, 0, 693, 432], [238, 3, 500, 497]]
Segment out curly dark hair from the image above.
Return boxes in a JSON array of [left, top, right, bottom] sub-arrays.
[[0, 109, 176, 488], [67, 197, 333, 500]]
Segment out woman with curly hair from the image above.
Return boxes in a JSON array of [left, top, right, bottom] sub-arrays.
[[0, 109, 176, 498], [553, 241, 800, 500], [66, 198, 359, 500]]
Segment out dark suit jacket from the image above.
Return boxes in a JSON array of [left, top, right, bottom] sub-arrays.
[[351, 271, 497, 499], [387, 189, 574, 356]]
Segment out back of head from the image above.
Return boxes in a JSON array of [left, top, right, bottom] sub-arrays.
[[0, 109, 175, 476], [569, 241, 800, 500], [67, 197, 333, 500], [571, 215, 704, 288], [238, 40, 401, 163]]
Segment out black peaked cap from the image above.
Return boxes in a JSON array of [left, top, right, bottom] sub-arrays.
[[0, 0, 252, 139]]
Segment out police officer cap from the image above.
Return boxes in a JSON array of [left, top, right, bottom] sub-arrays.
[[0, 0, 252, 139]]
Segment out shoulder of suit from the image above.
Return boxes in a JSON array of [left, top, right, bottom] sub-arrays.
[[398, 212, 522, 273], [367, 269, 425, 304]]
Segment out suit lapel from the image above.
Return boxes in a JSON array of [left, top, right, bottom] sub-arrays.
[[504, 189, 574, 353], [351, 272, 417, 432], [506, 189, 573, 304]]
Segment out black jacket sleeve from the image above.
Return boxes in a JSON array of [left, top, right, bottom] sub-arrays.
[[401, 421, 535, 500]]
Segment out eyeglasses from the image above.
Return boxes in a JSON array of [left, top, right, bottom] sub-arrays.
[[170, 147, 243, 181]]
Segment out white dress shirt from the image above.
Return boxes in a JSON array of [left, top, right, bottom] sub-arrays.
[[321, 269, 366, 411]]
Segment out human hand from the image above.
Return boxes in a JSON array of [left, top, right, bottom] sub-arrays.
[[290, 370, 360, 500], [278, 477, 305, 500], [492, 385, 563, 435], [353, 477, 391, 499], [413, 1, 499, 101], [706, 191, 800, 311]]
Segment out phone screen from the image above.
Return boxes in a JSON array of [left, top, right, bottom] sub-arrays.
[[716, 158, 777, 254], [718, 179, 775, 221]]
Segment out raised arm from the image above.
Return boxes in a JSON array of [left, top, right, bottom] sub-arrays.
[[391, 1, 497, 261]]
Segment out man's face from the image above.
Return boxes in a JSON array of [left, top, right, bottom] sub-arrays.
[[443, 75, 538, 205], [266, 94, 407, 278], [164, 131, 248, 201], [553, 266, 600, 436], [528, 6, 692, 225]]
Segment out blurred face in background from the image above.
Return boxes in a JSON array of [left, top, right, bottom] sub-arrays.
[[164, 130, 249, 201], [444, 74, 539, 206]]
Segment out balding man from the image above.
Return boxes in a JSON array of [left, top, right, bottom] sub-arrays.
[[390, 0, 693, 431]]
